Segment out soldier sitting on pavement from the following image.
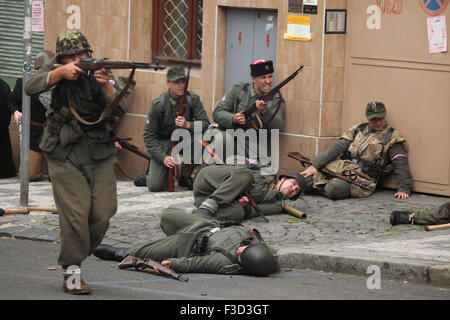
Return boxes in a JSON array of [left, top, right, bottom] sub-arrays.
[[301, 101, 413, 200], [390, 199, 450, 226], [94, 207, 278, 277], [142, 66, 210, 191], [192, 161, 307, 222]]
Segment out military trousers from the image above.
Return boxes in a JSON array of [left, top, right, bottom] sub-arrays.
[[146, 139, 197, 192], [412, 200, 450, 225], [47, 156, 118, 268], [193, 165, 254, 221], [128, 207, 205, 260]]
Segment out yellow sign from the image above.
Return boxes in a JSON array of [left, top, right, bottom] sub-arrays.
[[284, 15, 312, 41]]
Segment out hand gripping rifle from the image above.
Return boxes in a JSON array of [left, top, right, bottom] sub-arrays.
[[240, 66, 303, 129], [167, 63, 192, 192], [53, 58, 166, 127], [119, 255, 188, 282], [287, 151, 375, 192]]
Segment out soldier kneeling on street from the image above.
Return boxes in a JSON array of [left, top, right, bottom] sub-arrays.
[[94, 207, 278, 277]]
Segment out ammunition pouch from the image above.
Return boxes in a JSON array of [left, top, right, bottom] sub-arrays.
[[357, 159, 383, 179], [193, 235, 209, 254]]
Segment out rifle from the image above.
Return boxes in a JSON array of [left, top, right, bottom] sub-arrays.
[[119, 255, 188, 282], [240, 66, 304, 128], [53, 58, 166, 72], [287, 151, 375, 192], [167, 63, 192, 192], [117, 139, 151, 162]]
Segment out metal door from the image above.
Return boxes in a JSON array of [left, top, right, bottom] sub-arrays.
[[224, 8, 278, 93]]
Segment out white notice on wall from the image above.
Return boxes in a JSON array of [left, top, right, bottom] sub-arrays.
[[303, 0, 318, 5], [427, 16, 447, 54], [32, 1, 44, 32]]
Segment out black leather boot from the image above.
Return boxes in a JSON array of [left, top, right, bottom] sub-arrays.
[[390, 211, 412, 226], [178, 176, 194, 190], [93, 244, 129, 261]]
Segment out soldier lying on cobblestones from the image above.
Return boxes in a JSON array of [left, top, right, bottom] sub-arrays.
[[390, 199, 450, 226], [94, 207, 278, 276], [192, 163, 307, 222], [301, 102, 413, 200]]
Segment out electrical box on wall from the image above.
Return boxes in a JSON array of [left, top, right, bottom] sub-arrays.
[[325, 9, 347, 34]]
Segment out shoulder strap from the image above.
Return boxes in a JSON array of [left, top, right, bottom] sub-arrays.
[[376, 127, 395, 166], [353, 122, 369, 140], [68, 69, 136, 126]]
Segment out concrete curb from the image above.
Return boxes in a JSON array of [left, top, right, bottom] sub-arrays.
[[278, 247, 450, 288]]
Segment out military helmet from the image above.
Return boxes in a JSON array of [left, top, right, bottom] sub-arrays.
[[240, 243, 278, 277], [34, 50, 55, 70], [55, 30, 92, 58], [278, 172, 307, 200]]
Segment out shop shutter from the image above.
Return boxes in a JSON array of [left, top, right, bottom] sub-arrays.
[[0, 0, 44, 87]]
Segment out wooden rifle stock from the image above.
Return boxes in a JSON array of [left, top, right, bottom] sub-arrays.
[[425, 223, 450, 231], [287, 151, 374, 191], [167, 63, 192, 192], [118, 141, 151, 161]]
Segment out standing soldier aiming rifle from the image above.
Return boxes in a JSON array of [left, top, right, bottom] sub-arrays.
[[143, 65, 210, 192], [24, 30, 132, 295]]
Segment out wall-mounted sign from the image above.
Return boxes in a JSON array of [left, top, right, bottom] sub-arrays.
[[325, 9, 347, 34], [288, 0, 303, 13], [284, 15, 311, 41], [428, 15, 447, 53], [419, 0, 449, 16], [303, 0, 318, 14], [32, 1, 44, 32]]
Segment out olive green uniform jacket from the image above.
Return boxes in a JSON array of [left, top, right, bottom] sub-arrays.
[[129, 207, 277, 274], [193, 164, 285, 221], [213, 82, 285, 130]]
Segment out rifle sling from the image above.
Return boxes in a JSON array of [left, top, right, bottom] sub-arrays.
[[67, 68, 136, 126]]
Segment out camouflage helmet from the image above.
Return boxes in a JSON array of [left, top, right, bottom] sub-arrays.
[[55, 30, 92, 58], [34, 50, 55, 70], [240, 243, 278, 277]]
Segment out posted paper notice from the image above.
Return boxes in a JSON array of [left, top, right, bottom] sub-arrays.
[[284, 15, 311, 41], [427, 16, 447, 54]]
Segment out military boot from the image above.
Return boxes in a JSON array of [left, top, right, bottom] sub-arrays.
[[93, 244, 129, 261], [62, 266, 91, 295], [390, 211, 412, 226]]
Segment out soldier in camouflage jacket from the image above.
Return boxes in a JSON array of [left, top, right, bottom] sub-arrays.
[[301, 102, 413, 200]]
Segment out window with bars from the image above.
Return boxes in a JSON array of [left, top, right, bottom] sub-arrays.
[[152, 0, 203, 63]]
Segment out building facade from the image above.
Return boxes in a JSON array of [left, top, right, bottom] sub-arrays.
[[7, 0, 450, 196]]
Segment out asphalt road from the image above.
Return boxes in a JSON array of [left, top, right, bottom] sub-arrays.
[[1, 237, 448, 306]]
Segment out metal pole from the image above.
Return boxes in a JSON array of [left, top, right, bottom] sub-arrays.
[[20, 0, 32, 207]]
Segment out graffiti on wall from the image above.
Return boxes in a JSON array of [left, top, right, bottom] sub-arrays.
[[376, 0, 403, 14]]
